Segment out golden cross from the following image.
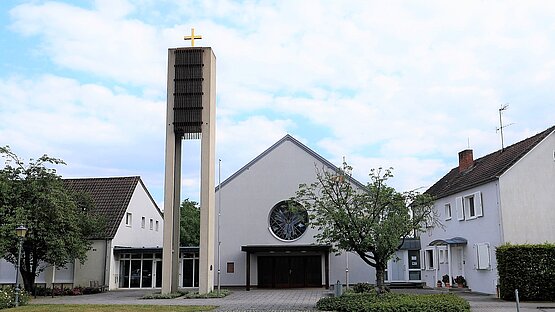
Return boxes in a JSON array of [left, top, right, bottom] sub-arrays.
[[184, 28, 202, 47]]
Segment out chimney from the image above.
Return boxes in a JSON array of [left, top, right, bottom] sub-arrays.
[[458, 149, 474, 172]]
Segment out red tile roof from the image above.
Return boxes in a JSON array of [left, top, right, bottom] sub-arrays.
[[63, 176, 142, 239], [426, 125, 555, 199]]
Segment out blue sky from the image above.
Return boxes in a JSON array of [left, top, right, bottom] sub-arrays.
[[2, 0, 555, 206]]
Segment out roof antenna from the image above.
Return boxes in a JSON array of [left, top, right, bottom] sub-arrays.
[[496, 103, 514, 152], [467, 137, 470, 149]]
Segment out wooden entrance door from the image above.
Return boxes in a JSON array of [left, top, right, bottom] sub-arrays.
[[257, 256, 322, 288]]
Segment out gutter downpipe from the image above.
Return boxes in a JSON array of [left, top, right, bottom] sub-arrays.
[[103, 239, 108, 288]]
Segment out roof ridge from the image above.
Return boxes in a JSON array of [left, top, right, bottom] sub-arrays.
[[217, 134, 366, 190], [426, 124, 555, 199], [473, 125, 555, 163]]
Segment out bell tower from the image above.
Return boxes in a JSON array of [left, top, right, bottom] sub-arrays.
[[162, 32, 216, 294]]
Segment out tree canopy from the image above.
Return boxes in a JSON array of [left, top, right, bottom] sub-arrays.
[[0, 146, 102, 291], [180, 198, 200, 246], [295, 163, 436, 292]]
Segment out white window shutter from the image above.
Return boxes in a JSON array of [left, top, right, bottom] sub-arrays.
[[476, 243, 490, 269], [474, 191, 483, 217], [456, 196, 464, 220]]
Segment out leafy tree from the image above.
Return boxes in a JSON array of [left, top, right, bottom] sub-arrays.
[[180, 198, 200, 246], [296, 163, 436, 293], [0, 146, 101, 291]]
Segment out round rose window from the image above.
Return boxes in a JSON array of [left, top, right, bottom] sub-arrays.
[[268, 200, 308, 241]]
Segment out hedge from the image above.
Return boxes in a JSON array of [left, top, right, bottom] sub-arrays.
[[316, 292, 470, 312], [497, 243, 555, 301]]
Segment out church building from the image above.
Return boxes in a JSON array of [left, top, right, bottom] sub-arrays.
[[215, 134, 422, 289]]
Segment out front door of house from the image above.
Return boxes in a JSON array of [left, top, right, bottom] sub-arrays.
[[391, 250, 406, 281], [450, 246, 465, 280]]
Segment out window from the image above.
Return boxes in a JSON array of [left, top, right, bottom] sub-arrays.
[[475, 243, 491, 270], [457, 192, 483, 221], [424, 248, 435, 270], [444, 203, 452, 220], [438, 247, 449, 264], [155, 221, 159, 232], [125, 212, 132, 227], [268, 200, 308, 241], [141, 217, 146, 229], [464, 192, 483, 219], [226, 262, 235, 273]]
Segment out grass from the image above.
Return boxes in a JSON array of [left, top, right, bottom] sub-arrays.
[[9, 304, 216, 311]]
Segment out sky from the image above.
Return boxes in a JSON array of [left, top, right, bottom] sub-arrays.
[[1, 0, 555, 207]]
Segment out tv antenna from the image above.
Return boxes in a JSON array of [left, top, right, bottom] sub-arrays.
[[496, 104, 514, 152]]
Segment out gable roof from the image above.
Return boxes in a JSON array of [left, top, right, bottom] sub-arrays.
[[217, 134, 366, 190], [63, 176, 161, 239], [426, 125, 555, 199]]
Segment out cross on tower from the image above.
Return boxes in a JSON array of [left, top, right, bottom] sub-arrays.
[[184, 28, 202, 47]]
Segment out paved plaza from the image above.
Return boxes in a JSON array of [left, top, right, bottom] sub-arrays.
[[30, 287, 555, 311]]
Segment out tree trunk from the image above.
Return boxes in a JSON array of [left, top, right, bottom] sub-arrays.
[[21, 269, 36, 292], [375, 261, 389, 294]]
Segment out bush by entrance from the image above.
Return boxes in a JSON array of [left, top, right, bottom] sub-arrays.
[[316, 292, 470, 312]]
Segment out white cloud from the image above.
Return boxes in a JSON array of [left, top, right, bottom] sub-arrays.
[[3, 0, 555, 203]]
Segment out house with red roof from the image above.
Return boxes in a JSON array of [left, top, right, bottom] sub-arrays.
[[421, 125, 555, 294]]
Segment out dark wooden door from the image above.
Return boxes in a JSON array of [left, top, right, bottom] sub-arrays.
[[257, 256, 322, 288]]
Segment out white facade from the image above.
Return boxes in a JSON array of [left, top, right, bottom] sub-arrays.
[[421, 127, 555, 294], [420, 182, 502, 294], [498, 132, 555, 244], [214, 135, 421, 289]]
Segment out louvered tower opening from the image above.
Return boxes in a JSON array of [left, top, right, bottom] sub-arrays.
[[173, 48, 204, 139]]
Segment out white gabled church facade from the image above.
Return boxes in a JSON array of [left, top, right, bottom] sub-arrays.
[[215, 135, 422, 289]]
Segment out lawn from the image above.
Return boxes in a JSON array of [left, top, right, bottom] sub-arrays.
[[8, 304, 217, 312]]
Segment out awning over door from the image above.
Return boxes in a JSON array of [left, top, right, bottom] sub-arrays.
[[428, 237, 468, 246]]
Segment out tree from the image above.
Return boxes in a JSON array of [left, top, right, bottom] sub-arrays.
[[0, 146, 101, 291], [295, 163, 435, 293], [180, 199, 200, 246]]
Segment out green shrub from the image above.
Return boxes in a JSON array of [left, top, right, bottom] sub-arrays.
[[142, 290, 188, 299], [183, 289, 231, 299], [352, 283, 374, 293], [316, 292, 469, 312], [497, 243, 555, 301], [0, 287, 30, 309]]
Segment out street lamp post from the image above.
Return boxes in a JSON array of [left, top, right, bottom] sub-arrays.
[[14, 225, 27, 307]]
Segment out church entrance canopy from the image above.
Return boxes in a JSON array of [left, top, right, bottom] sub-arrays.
[[241, 245, 331, 290]]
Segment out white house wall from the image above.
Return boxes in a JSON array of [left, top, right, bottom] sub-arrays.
[[498, 131, 555, 244], [420, 181, 502, 294], [73, 240, 108, 288], [214, 139, 376, 287], [112, 183, 164, 248]]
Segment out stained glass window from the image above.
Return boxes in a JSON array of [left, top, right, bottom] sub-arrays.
[[268, 200, 308, 241]]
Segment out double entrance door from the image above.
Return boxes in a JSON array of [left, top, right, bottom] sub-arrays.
[[257, 255, 321, 288]]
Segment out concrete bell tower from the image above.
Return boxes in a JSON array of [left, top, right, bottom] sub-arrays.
[[162, 41, 216, 294]]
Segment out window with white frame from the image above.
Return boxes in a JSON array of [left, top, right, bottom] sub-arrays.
[[125, 212, 132, 227], [155, 220, 159, 232], [456, 191, 483, 221], [424, 248, 436, 270], [475, 242, 491, 270], [149, 218, 153, 230], [141, 216, 146, 228], [444, 203, 452, 220], [438, 246, 449, 264]]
